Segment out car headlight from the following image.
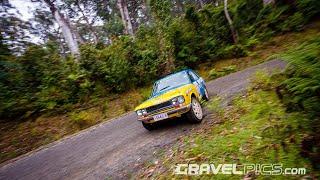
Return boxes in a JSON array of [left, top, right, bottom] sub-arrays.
[[172, 96, 185, 105], [177, 96, 185, 104], [142, 109, 147, 115], [172, 97, 178, 105], [136, 110, 143, 116], [136, 109, 147, 116]]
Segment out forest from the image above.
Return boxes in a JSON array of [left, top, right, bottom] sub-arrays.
[[1, 0, 320, 177], [0, 0, 319, 121]]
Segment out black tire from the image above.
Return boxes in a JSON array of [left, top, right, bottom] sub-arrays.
[[186, 97, 203, 123], [203, 87, 210, 101], [142, 121, 156, 131]]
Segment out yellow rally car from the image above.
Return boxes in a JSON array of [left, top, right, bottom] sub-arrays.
[[135, 69, 209, 130]]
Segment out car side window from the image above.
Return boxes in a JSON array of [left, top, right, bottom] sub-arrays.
[[189, 71, 199, 81], [151, 82, 158, 97], [187, 72, 195, 82]]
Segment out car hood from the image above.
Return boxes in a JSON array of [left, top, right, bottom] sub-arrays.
[[135, 84, 193, 111]]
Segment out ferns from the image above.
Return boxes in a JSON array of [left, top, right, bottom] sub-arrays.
[[281, 38, 320, 116]]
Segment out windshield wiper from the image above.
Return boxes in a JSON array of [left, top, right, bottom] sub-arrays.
[[158, 86, 170, 92]]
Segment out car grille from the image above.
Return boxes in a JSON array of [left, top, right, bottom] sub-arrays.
[[146, 100, 172, 113]]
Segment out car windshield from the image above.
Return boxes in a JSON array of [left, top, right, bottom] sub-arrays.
[[152, 71, 190, 96]]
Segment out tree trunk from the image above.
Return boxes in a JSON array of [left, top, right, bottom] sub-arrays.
[[198, 0, 204, 8], [176, 0, 184, 12], [214, 0, 219, 6], [123, 0, 134, 35], [43, 0, 79, 56], [117, 0, 127, 33], [75, 2, 98, 43], [263, 0, 275, 5], [117, 0, 134, 35], [141, 0, 150, 25], [54, 27, 67, 57], [223, 0, 238, 44]]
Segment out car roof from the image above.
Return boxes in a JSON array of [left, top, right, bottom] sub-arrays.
[[156, 69, 192, 82]]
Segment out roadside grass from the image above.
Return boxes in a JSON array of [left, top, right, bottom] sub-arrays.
[[0, 21, 319, 164], [138, 72, 317, 179]]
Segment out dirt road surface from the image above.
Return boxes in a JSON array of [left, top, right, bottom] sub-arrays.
[[0, 60, 286, 180]]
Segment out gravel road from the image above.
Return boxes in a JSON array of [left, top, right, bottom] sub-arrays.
[[0, 60, 286, 180]]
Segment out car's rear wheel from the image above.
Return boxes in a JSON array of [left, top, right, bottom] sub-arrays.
[[186, 97, 203, 123], [142, 121, 156, 131]]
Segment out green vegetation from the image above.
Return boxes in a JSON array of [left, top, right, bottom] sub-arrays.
[[279, 38, 320, 170], [1, 0, 320, 165], [280, 38, 320, 118], [1, 0, 320, 120], [190, 76, 312, 179]]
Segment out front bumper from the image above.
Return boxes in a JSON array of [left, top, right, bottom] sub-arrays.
[[137, 104, 191, 123]]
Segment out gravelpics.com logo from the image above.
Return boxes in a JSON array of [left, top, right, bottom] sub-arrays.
[[174, 163, 306, 175]]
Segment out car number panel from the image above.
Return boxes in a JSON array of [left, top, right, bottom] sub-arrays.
[[153, 113, 168, 121]]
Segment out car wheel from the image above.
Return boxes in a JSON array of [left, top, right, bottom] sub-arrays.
[[186, 97, 203, 123], [203, 87, 210, 101], [142, 121, 156, 131]]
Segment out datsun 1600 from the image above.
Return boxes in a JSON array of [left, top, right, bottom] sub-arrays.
[[134, 69, 209, 130]]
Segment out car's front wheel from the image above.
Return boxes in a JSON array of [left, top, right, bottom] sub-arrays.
[[186, 97, 203, 123], [142, 121, 156, 131]]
